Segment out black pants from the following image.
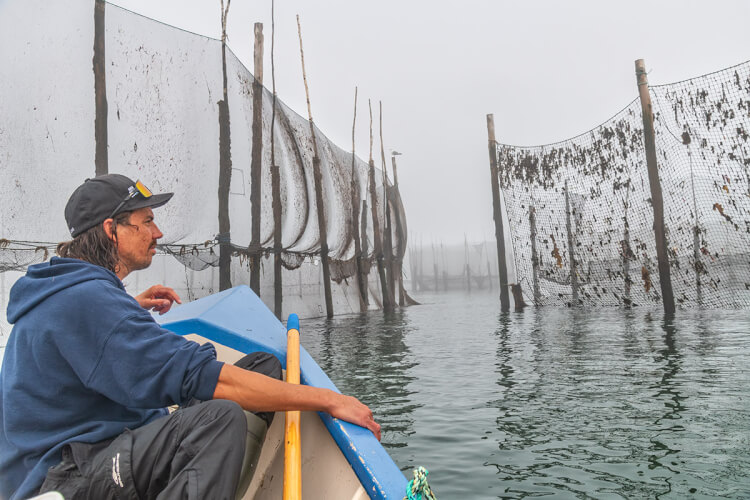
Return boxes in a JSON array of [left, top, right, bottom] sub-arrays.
[[40, 352, 282, 500]]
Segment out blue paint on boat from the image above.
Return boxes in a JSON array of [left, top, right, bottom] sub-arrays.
[[157, 286, 407, 499]]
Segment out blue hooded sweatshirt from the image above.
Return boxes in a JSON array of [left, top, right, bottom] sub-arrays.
[[0, 257, 224, 500]]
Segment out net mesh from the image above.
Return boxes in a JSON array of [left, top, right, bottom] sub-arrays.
[[0, 0, 405, 320], [494, 60, 750, 309]]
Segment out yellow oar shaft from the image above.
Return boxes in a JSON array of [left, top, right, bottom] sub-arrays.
[[283, 327, 301, 500]]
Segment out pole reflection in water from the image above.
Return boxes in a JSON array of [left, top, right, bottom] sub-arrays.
[[302, 291, 750, 498]]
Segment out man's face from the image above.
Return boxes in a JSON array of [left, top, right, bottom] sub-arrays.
[[115, 207, 163, 274]]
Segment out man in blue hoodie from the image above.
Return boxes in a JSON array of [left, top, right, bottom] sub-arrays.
[[0, 175, 381, 500]]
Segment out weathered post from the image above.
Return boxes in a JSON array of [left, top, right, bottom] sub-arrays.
[[564, 180, 579, 306], [218, 0, 233, 291], [93, 0, 107, 176], [391, 153, 406, 306], [529, 204, 541, 305], [622, 184, 632, 306], [379, 102, 397, 307], [432, 242, 438, 293], [367, 100, 392, 312], [360, 199, 369, 306], [270, 2, 283, 318], [351, 88, 367, 312], [249, 23, 264, 295], [635, 59, 675, 315], [486, 114, 511, 311], [464, 235, 471, 293], [688, 145, 703, 306], [297, 15, 334, 318]]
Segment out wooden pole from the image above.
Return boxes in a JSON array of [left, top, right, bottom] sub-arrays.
[[564, 180, 579, 306], [360, 199, 369, 306], [420, 237, 425, 292], [351, 88, 367, 312], [250, 23, 264, 295], [270, 0, 283, 318], [464, 234, 471, 292], [379, 102, 396, 307], [635, 59, 675, 315], [367, 100, 392, 311], [432, 241, 438, 292], [688, 145, 703, 306], [391, 154, 405, 306], [93, 0, 108, 176], [283, 314, 301, 500], [297, 16, 334, 318], [622, 184, 632, 306], [218, 0, 233, 291], [529, 203, 540, 305], [486, 114, 510, 311]]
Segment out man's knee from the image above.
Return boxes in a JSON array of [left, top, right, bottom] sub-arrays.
[[234, 351, 282, 381], [194, 400, 247, 436]]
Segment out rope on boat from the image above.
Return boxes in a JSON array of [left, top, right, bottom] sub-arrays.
[[404, 466, 436, 500]]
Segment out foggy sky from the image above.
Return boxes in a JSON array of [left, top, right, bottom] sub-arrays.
[[111, 0, 750, 245]]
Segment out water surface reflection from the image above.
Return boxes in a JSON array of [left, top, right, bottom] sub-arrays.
[[304, 293, 750, 498]]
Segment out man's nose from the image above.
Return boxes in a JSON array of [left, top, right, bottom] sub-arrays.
[[152, 223, 164, 240]]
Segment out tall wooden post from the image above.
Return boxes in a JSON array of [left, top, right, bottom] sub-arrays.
[[529, 204, 541, 305], [93, 0, 108, 176], [486, 114, 510, 311], [351, 88, 367, 312], [249, 23, 264, 295], [218, 0, 233, 291], [391, 154, 405, 306], [622, 184, 632, 306], [270, 1, 283, 318], [635, 59, 675, 315], [432, 242, 438, 293], [564, 180, 579, 306], [379, 102, 396, 307], [688, 146, 703, 306], [297, 16, 333, 318], [367, 100, 392, 312], [360, 199, 369, 306]]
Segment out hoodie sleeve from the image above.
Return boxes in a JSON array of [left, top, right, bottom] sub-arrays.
[[55, 280, 224, 408]]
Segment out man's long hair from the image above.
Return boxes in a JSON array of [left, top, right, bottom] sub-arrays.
[[56, 212, 131, 273]]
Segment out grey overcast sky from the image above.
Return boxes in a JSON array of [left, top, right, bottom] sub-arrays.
[[111, 0, 750, 245]]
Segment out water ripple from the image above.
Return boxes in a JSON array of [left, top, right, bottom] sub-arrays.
[[304, 292, 750, 498]]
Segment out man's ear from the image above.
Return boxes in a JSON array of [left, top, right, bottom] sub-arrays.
[[102, 219, 117, 242]]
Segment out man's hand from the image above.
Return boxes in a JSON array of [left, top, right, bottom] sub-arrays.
[[214, 365, 382, 441], [328, 393, 382, 441], [135, 285, 182, 315]]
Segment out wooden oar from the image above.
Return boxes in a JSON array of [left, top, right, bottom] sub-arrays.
[[283, 314, 301, 499]]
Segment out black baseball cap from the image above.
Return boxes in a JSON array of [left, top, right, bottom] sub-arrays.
[[65, 174, 173, 237]]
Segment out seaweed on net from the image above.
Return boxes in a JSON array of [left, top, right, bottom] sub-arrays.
[[494, 60, 750, 309]]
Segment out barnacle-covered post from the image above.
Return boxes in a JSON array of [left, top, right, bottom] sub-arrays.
[[486, 114, 511, 312], [249, 23, 264, 295], [635, 59, 675, 315]]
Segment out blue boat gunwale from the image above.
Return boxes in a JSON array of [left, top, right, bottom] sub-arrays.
[[157, 286, 407, 499]]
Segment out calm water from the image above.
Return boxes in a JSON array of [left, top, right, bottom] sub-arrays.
[[303, 291, 750, 499]]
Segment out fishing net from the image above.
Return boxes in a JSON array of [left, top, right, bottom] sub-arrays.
[[493, 60, 750, 309], [0, 0, 406, 337]]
